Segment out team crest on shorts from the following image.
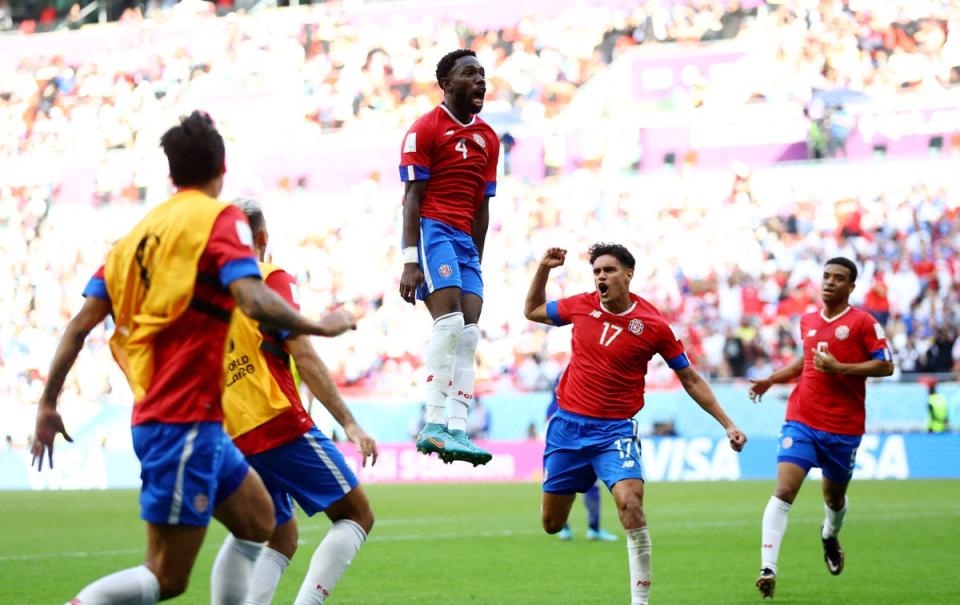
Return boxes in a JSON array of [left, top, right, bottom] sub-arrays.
[[438, 264, 453, 278], [628, 319, 644, 335], [835, 325, 850, 340], [472, 133, 486, 148], [781, 437, 793, 449], [193, 493, 209, 513]]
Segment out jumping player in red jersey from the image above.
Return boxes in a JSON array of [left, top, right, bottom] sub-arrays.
[[31, 112, 353, 605], [525, 244, 747, 605], [749, 257, 894, 599], [398, 49, 500, 465]]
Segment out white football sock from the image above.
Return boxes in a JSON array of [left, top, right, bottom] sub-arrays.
[[625, 526, 652, 605], [822, 497, 848, 539], [294, 519, 367, 605], [422, 312, 463, 425], [71, 565, 159, 605], [211, 534, 265, 605], [446, 323, 479, 432], [244, 547, 290, 605], [761, 496, 792, 573]]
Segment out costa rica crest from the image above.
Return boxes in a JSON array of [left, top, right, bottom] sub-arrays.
[[835, 325, 850, 340], [438, 264, 453, 278], [628, 319, 644, 335]]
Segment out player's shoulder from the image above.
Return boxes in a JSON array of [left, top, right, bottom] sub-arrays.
[[630, 294, 667, 321], [407, 106, 443, 131], [564, 291, 598, 310], [800, 309, 822, 325], [473, 115, 498, 136]]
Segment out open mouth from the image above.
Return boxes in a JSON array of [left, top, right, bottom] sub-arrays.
[[472, 88, 486, 102], [598, 283, 609, 294]]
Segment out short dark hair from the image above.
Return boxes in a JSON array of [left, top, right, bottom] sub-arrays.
[[588, 242, 636, 270], [436, 49, 476, 86], [233, 198, 265, 235], [825, 257, 858, 283], [160, 111, 225, 188]]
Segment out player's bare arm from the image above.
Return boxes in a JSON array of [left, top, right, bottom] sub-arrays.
[[749, 356, 804, 402], [524, 247, 567, 324], [399, 180, 427, 304], [472, 196, 490, 261], [286, 335, 378, 467], [229, 277, 343, 338], [812, 349, 894, 377], [675, 365, 747, 452], [32, 295, 111, 470]]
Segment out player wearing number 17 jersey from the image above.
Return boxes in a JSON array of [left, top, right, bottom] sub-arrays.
[[525, 243, 747, 605], [398, 49, 500, 465], [749, 257, 894, 599]]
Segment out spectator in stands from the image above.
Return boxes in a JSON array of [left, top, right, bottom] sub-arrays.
[[926, 383, 949, 433]]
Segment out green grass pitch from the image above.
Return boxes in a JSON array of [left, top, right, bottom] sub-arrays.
[[2, 480, 957, 604]]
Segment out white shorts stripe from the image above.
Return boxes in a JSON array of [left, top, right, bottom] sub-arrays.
[[168, 423, 200, 524], [304, 432, 351, 494], [419, 225, 435, 293]]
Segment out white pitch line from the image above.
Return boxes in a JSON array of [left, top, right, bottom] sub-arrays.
[[3, 510, 957, 562]]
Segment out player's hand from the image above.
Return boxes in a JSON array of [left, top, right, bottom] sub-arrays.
[[399, 263, 424, 305], [344, 423, 378, 467], [748, 378, 773, 402], [726, 426, 747, 452], [540, 247, 567, 269], [31, 405, 73, 471], [813, 348, 842, 374], [319, 309, 358, 337]]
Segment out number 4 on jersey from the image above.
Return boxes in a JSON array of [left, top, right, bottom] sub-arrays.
[[455, 139, 468, 159]]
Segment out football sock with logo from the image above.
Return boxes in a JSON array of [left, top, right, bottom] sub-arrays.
[[71, 565, 160, 605], [446, 323, 479, 432], [244, 546, 290, 605], [423, 312, 464, 425], [761, 496, 792, 573], [211, 534, 264, 605], [822, 497, 847, 539], [294, 519, 367, 605], [626, 526, 652, 605], [585, 483, 601, 532]]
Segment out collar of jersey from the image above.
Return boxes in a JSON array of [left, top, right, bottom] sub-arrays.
[[439, 103, 476, 127], [820, 305, 852, 323], [600, 300, 637, 316]]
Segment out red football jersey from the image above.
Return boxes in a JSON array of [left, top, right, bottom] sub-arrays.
[[233, 269, 315, 456], [399, 105, 500, 235], [547, 292, 689, 419], [786, 306, 891, 435], [84, 206, 261, 426]]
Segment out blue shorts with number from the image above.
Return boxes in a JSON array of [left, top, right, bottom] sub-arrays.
[[543, 409, 643, 494], [777, 420, 862, 483], [412, 217, 482, 301], [132, 421, 250, 526], [246, 427, 359, 526]]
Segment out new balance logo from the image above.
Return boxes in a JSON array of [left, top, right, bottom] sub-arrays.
[[443, 129, 455, 136]]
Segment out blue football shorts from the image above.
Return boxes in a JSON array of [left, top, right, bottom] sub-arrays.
[[132, 421, 250, 526], [777, 420, 862, 483], [412, 217, 483, 301], [543, 409, 643, 494], [245, 427, 359, 526]]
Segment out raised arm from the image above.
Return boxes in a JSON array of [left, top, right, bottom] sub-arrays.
[[229, 278, 354, 337], [675, 365, 747, 452], [748, 356, 804, 402], [399, 180, 427, 305], [286, 334, 378, 466], [32, 295, 111, 470], [524, 247, 566, 325]]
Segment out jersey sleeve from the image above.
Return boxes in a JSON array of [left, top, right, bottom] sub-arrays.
[[861, 313, 892, 361], [482, 130, 501, 198], [399, 119, 434, 182], [658, 321, 690, 370], [264, 270, 301, 341], [546, 294, 582, 327], [82, 265, 109, 301], [206, 206, 262, 287]]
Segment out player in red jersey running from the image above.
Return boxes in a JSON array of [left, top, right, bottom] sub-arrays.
[[749, 257, 894, 599], [398, 49, 500, 465], [31, 112, 353, 605], [525, 244, 747, 605]]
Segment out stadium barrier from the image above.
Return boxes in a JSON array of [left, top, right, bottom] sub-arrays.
[[3, 433, 958, 490]]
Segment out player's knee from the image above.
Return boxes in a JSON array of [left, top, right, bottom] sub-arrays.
[[774, 485, 799, 504], [542, 512, 565, 534], [233, 507, 275, 543], [617, 496, 645, 527], [353, 505, 375, 536], [155, 571, 190, 599]]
